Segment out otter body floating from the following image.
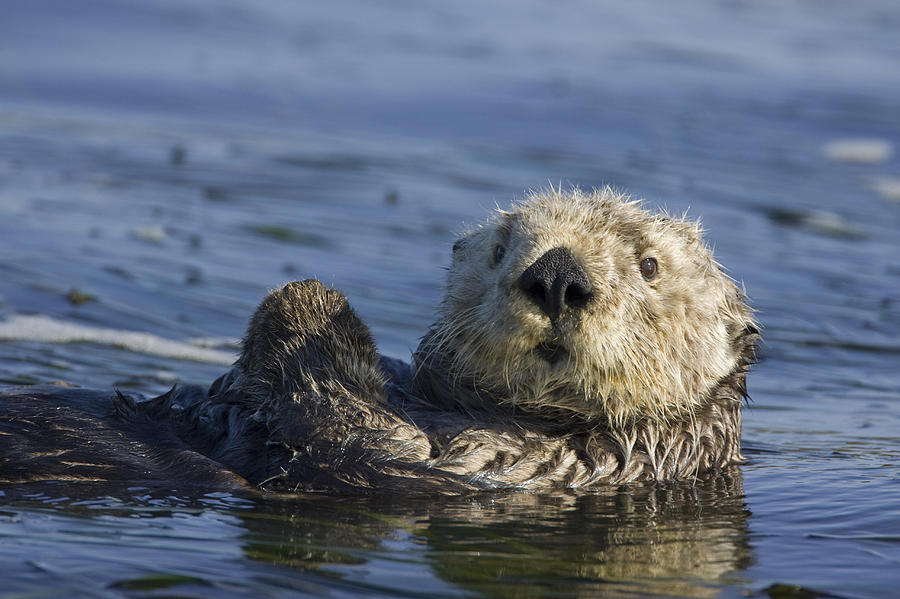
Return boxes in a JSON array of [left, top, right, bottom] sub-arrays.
[[0, 189, 758, 493]]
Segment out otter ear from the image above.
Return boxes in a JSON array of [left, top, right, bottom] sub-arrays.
[[732, 320, 759, 364], [722, 287, 759, 381], [451, 229, 479, 258]]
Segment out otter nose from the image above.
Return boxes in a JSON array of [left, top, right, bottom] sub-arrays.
[[518, 247, 592, 321]]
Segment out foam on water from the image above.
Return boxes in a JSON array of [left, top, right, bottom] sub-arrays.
[[822, 138, 894, 164], [0, 315, 236, 365], [869, 175, 900, 202]]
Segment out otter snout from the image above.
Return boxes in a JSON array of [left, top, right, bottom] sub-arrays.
[[518, 247, 592, 321]]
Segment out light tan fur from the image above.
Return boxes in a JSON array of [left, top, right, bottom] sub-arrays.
[[414, 187, 756, 426]]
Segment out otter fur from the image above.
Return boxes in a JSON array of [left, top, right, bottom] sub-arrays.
[[0, 188, 758, 493]]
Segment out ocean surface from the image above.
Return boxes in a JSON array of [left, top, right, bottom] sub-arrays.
[[1, 1, 899, 597]]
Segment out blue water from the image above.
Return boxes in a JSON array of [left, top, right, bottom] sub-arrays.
[[1, 1, 899, 597]]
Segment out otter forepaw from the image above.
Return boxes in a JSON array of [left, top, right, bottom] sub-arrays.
[[236, 280, 386, 399]]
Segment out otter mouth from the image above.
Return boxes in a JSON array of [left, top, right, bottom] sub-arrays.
[[535, 341, 569, 365]]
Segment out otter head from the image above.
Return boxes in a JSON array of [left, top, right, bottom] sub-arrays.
[[413, 188, 758, 425]]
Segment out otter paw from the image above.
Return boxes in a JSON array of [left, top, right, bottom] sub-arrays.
[[237, 280, 385, 398]]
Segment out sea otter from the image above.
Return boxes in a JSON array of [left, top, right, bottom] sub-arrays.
[[0, 188, 758, 493]]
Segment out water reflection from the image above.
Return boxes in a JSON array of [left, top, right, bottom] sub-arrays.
[[241, 470, 751, 598], [1, 472, 750, 597]]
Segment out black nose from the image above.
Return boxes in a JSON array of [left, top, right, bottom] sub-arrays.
[[518, 247, 592, 321]]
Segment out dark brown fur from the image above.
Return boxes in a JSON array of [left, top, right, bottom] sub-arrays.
[[2, 278, 756, 493], [0, 192, 758, 494]]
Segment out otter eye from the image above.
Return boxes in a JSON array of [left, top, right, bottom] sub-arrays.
[[640, 257, 658, 281], [494, 244, 506, 264], [452, 239, 464, 253]]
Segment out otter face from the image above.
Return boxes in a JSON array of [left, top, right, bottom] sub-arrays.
[[424, 188, 756, 424]]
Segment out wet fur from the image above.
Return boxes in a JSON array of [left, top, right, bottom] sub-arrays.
[[415, 187, 756, 425], [0, 188, 757, 493]]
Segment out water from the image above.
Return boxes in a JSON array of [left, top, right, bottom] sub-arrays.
[[1, 1, 899, 597]]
